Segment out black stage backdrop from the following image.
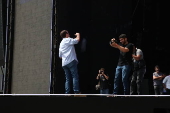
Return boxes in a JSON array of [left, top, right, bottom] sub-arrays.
[[55, 0, 167, 94]]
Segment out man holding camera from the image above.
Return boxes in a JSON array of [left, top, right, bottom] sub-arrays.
[[96, 68, 109, 94], [59, 30, 81, 94], [110, 34, 134, 95]]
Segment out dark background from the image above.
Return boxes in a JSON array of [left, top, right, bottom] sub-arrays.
[[55, 0, 168, 94]]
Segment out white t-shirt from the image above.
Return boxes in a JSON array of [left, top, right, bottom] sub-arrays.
[[133, 48, 144, 62], [163, 75, 170, 89], [59, 37, 79, 66]]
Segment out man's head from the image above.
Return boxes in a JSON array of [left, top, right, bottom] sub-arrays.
[[100, 68, 105, 73], [119, 34, 128, 45], [155, 65, 160, 72], [60, 30, 70, 38], [100, 68, 105, 71]]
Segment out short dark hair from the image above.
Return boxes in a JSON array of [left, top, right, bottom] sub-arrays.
[[119, 34, 127, 38], [155, 65, 160, 69], [100, 68, 105, 71], [60, 30, 68, 38]]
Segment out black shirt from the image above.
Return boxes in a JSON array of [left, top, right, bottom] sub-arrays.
[[117, 43, 134, 66], [99, 74, 109, 89]]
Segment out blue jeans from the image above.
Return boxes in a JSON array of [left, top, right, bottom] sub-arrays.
[[100, 89, 109, 94], [62, 60, 80, 94], [113, 65, 131, 95]]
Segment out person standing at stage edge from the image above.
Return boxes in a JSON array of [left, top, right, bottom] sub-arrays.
[[153, 65, 165, 95], [96, 68, 110, 94], [59, 30, 81, 94], [163, 71, 170, 95], [130, 45, 146, 95], [110, 34, 134, 95]]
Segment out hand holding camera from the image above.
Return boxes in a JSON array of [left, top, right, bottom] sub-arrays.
[[96, 70, 102, 80], [110, 38, 119, 48], [75, 33, 80, 36], [74, 32, 80, 41], [99, 70, 104, 75], [110, 38, 118, 44]]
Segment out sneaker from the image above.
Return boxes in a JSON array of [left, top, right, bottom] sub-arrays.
[[113, 94, 117, 97], [65, 94, 72, 97], [107, 94, 117, 97], [74, 92, 81, 94], [74, 92, 86, 97]]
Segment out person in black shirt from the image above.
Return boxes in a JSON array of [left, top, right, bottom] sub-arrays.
[[96, 68, 109, 94], [110, 34, 134, 95]]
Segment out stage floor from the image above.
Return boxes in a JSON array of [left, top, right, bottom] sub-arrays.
[[0, 94, 170, 113]]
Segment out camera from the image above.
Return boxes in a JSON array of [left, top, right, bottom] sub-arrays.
[[100, 71, 103, 74], [110, 38, 118, 44]]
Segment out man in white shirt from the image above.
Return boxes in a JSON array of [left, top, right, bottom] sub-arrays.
[[130, 46, 146, 95], [59, 30, 80, 94], [163, 72, 170, 95]]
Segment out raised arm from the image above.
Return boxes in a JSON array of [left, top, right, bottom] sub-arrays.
[[75, 33, 80, 42], [110, 39, 130, 52]]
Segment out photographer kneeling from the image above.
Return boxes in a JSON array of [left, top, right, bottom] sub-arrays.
[[96, 68, 110, 94]]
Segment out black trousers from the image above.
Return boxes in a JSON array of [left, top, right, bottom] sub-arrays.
[[130, 67, 146, 95], [154, 85, 163, 95], [165, 89, 170, 95]]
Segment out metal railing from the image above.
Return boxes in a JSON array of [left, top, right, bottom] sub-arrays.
[[3, 0, 15, 94], [50, 0, 58, 94]]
